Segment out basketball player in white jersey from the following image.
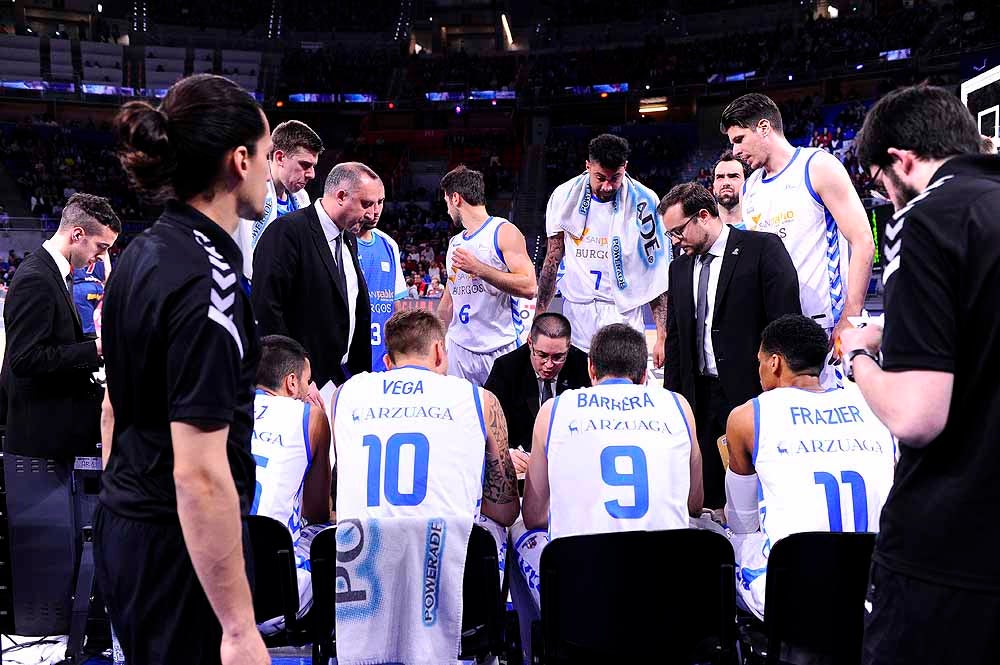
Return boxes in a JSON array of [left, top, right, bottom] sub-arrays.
[[721, 94, 875, 385], [437, 166, 537, 387], [249, 335, 333, 633], [724, 314, 894, 619], [713, 150, 751, 228], [235, 120, 323, 278], [331, 309, 520, 558], [514, 323, 703, 610], [537, 134, 669, 364]]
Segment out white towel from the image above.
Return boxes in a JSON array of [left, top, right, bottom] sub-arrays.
[[334, 514, 473, 665], [545, 172, 670, 313]]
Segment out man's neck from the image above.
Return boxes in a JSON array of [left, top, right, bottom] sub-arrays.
[[390, 356, 437, 373], [781, 374, 824, 391], [359, 229, 375, 243], [269, 162, 288, 200], [319, 197, 350, 233], [718, 205, 742, 226], [45, 233, 72, 264], [461, 207, 491, 234], [188, 194, 240, 235], [764, 137, 797, 178]]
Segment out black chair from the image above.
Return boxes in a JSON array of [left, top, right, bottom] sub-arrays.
[[751, 531, 876, 665], [533, 529, 738, 665], [245, 515, 309, 647], [309, 523, 506, 664]]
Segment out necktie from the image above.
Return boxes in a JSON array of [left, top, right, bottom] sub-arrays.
[[540, 379, 553, 406], [332, 232, 347, 293], [695, 253, 716, 374], [65, 272, 73, 294]]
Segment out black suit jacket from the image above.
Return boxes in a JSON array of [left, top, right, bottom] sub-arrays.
[[664, 226, 801, 412], [252, 203, 371, 386], [0, 249, 102, 460], [484, 344, 591, 452]]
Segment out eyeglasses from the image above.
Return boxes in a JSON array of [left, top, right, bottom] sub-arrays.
[[668, 213, 699, 240], [531, 348, 569, 364], [869, 166, 889, 201]]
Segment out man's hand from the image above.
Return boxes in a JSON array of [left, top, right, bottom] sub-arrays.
[[652, 338, 665, 369], [509, 448, 530, 476], [839, 323, 883, 356], [451, 248, 488, 278], [305, 381, 326, 413], [830, 315, 854, 358], [221, 627, 269, 665]]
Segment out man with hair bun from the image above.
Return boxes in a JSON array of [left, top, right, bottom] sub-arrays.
[[97, 74, 271, 665]]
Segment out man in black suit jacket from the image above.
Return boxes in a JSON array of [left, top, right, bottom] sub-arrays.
[[1, 193, 121, 460], [660, 183, 800, 507], [253, 162, 377, 392], [484, 313, 590, 473]]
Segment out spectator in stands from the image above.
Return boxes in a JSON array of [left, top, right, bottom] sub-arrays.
[[725, 314, 895, 619], [405, 276, 419, 299], [426, 275, 444, 298], [712, 150, 751, 228]]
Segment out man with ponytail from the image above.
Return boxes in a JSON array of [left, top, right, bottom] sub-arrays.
[[95, 74, 271, 665]]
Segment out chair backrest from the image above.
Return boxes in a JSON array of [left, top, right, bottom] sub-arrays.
[[246, 515, 299, 625], [309, 525, 339, 651], [460, 524, 503, 659], [540, 529, 737, 664], [764, 531, 876, 663]]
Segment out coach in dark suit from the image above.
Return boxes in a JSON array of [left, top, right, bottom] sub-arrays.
[[1, 194, 120, 460], [253, 162, 378, 388], [660, 183, 800, 507], [484, 313, 590, 472]]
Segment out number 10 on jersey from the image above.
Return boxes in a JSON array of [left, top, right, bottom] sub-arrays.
[[363, 432, 430, 507]]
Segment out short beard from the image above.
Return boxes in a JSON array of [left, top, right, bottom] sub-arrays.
[[715, 192, 739, 212], [886, 167, 920, 207]]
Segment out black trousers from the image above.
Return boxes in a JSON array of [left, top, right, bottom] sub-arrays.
[[94, 504, 252, 665], [694, 375, 729, 509], [862, 562, 1000, 665]]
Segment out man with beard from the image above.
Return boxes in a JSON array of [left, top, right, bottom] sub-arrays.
[[355, 189, 405, 371], [722, 94, 875, 387], [841, 84, 999, 665], [253, 162, 376, 397], [438, 165, 536, 387], [712, 150, 751, 228]]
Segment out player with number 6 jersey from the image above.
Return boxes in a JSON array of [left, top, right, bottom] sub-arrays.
[[724, 315, 894, 619]]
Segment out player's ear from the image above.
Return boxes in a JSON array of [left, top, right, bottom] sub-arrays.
[[587, 359, 598, 385], [384, 353, 396, 370]]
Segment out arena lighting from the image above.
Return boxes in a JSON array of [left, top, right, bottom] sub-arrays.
[[455, 105, 462, 114], [501, 13, 514, 46], [388, 101, 395, 109], [828, 5, 839, 18], [600, 92, 608, 98], [639, 105, 669, 113], [276, 100, 284, 107], [97, 3, 103, 12], [491, 99, 497, 106]]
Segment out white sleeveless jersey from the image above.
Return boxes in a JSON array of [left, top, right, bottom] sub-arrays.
[[546, 380, 693, 541], [235, 179, 311, 279], [445, 216, 519, 354], [755, 386, 895, 546], [554, 198, 617, 304], [250, 391, 313, 546], [741, 147, 849, 328], [333, 367, 487, 520]]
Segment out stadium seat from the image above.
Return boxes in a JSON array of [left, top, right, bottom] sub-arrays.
[[739, 531, 876, 665], [245, 514, 310, 647], [533, 529, 738, 664], [307, 526, 338, 664]]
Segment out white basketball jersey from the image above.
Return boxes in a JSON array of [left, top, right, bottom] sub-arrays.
[[555, 198, 617, 304], [741, 147, 850, 328], [250, 391, 312, 546], [546, 380, 693, 541], [755, 387, 895, 545], [333, 368, 487, 519], [445, 216, 519, 354]]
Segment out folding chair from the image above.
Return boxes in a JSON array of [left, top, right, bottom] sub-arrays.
[[245, 514, 309, 647], [748, 531, 876, 665], [308, 525, 338, 664], [534, 529, 738, 664]]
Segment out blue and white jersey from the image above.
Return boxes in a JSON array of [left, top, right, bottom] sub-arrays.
[[72, 260, 107, 335], [333, 367, 487, 520], [357, 229, 408, 371], [741, 147, 850, 330], [235, 179, 311, 279], [737, 386, 895, 616], [546, 380, 693, 541], [250, 390, 313, 550], [445, 216, 519, 354]]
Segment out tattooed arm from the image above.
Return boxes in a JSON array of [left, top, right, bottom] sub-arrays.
[[521, 397, 553, 530], [648, 290, 669, 369], [479, 388, 520, 527], [535, 233, 565, 314]]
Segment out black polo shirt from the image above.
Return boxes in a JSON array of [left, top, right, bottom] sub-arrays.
[[876, 154, 1000, 591], [99, 201, 259, 521]]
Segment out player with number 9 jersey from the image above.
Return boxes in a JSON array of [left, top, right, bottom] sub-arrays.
[[357, 228, 407, 371]]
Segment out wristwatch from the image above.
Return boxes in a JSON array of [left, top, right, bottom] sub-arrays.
[[845, 348, 880, 382]]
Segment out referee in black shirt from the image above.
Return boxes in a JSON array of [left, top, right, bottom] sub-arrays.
[[95, 75, 270, 664], [843, 85, 999, 664]]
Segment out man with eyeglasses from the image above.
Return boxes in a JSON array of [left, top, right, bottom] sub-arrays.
[[659, 183, 799, 508], [485, 312, 590, 474]]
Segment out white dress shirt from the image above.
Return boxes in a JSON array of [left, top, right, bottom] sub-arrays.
[[315, 199, 359, 365], [42, 238, 72, 292], [535, 370, 561, 407], [691, 223, 731, 378]]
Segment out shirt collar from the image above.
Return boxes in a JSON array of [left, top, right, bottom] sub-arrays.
[[704, 222, 731, 259], [315, 198, 342, 244], [42, 237, 71, 281], [162, 200, 244, 271], [930, 154, 1000, 182]]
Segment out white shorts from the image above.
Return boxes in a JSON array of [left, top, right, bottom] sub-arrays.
[[561, 299, 645, 352], [730, 530, 769, 620], [258, 521, 335, 635], [476, 513, 508, 587], [509, 519, 549, 611], [820, 327, 844, 390], [446, 338, 518, 387]]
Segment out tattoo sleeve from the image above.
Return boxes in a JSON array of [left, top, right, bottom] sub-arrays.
[[536, 236, 565, 312], [649, 291, 669, 334], [483, 395, 517, 505]]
